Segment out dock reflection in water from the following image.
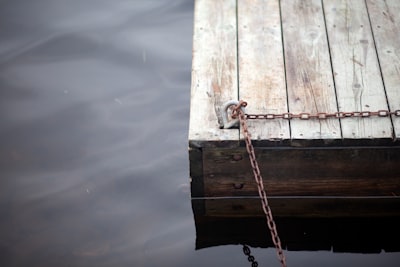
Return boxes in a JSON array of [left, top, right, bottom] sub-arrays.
[[194, 215, 400, 253]]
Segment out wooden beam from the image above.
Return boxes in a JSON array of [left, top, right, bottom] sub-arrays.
[[189, 147, 204, 198], [194, 197, 400, 217], [202, 147, 400, 197]]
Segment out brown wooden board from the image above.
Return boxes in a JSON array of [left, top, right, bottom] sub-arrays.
[[193, 197, 400, 218], [201, 147, 400, 197], [189, 147, 204, 198]]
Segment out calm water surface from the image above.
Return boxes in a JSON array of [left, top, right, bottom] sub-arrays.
[[0, 1, 399, 266]]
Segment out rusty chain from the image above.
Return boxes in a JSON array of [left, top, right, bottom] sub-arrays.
[[232, 100, 287, 267], [229, 101, 400, 266], [243, 109, 400, 120]]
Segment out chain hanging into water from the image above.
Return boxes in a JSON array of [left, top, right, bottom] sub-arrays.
[[232, 100, 287, 267], [227, 100, 400, 266], [243, 244, 259, 267]]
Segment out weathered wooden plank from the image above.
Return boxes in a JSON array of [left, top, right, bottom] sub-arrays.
[[366, 0, 400, 139], [189, 147, 204, 198], [189, 0, 239, 147], [323, 0, 392, 140], [197, 197, 400, 217], [203, 175, 400, 197], [281, 0, 341, 141], [202, 147, 400, 197], [237, 0, 290, 144]]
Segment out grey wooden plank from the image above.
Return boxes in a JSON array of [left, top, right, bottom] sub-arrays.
[[324, 0, 392, 140], [281, 0, 341, 142], [366, 0, 400, 140], [189, 0, 239, 148], [237, 0, 290, 144]]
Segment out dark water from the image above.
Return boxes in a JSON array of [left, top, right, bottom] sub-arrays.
[[0, 1, 399, 266]]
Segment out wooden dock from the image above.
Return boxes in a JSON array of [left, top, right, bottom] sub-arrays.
[[189, 0, 400, 218]]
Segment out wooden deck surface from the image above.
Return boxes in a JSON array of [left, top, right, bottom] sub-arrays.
[[189, 0, 400, 217], [189, 0, 400, 146]]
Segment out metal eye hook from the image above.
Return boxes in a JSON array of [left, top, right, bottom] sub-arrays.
[[221, 100, 246, 129]]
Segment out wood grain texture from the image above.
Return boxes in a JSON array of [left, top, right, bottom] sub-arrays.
[[189, 0, 239, 147], [366, 0, 400, 139], [198, 197, 400, 217], [238, 0, 290, 144], [202, 147, 400, 197], [189, 147, 204, 198], [324, 0, 392, 140], [281, 0, 341, 141], [189, 0, 400, 220]]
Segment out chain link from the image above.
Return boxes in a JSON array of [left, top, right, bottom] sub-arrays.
[[244, 109, 400, 120], [233, 100, 287, 267], [243, 244, 259, 267]]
